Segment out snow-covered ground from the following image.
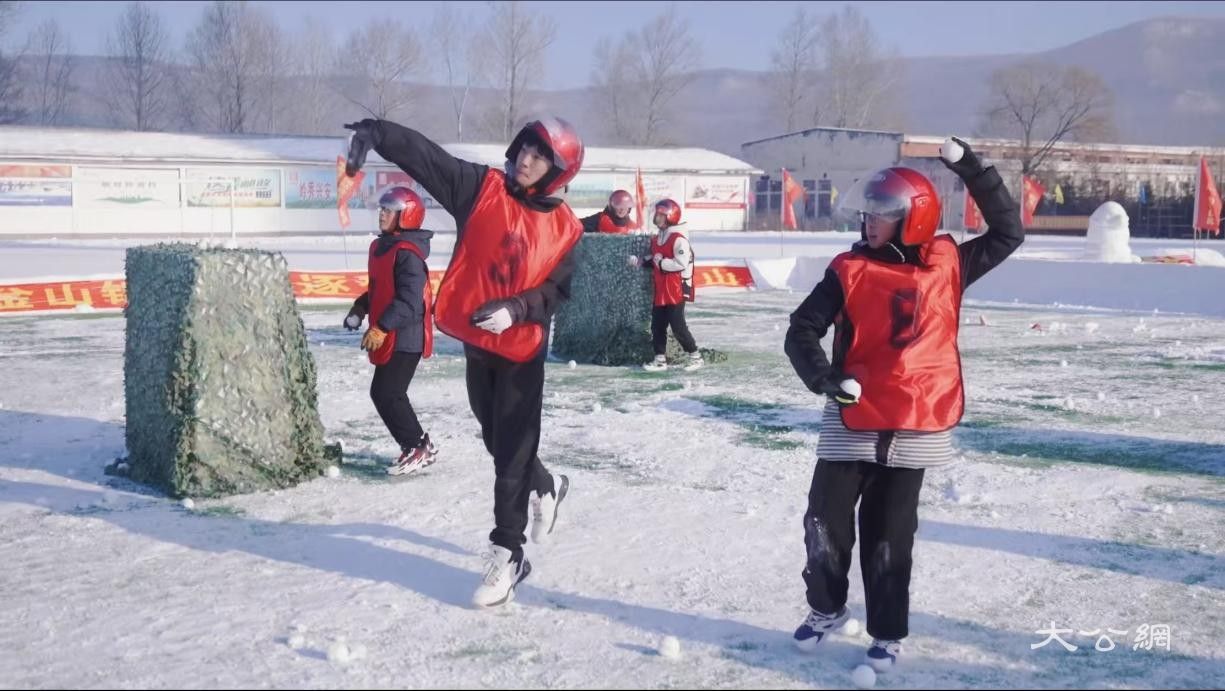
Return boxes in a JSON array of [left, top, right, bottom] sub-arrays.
[[1, 291, 1222, 688]]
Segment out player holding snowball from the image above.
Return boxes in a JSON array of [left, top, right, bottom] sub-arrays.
[[783, 137, 1023, 672]]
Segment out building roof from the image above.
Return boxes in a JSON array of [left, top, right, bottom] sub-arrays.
[[0, 126, 762, 175], [742, 126, 904, 148]]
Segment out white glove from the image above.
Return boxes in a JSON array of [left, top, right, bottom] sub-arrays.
[[627, 255, 641, 267], [473, 307, 514, 335]]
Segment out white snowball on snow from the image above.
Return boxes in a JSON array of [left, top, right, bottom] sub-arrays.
[[568, 360, 577, 369], [180, 498, 195, 510], [287, 634, 306, 650], [851, 664, 877, 688], [840, 618, 861, 636], [658, 635, 681, 660], [326, 465, 340, 478], [327, 641, 352, 664]]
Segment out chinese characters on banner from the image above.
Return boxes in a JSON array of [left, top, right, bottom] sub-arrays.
[[0, 267, 754, 314]]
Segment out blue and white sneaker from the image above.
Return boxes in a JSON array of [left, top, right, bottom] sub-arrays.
[[793, 605, 850, 652], [865, 638, 902, 671]]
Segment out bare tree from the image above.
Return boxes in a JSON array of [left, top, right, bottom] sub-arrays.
[[0, 0, 25, 123], [590, 5, 700, 146], [816, 5, 903, 130], [105, 2, 167, 131], [184, 1, 284, 134], [26, 19, 75, 125], [980, 61, 1115, 175], [768, 6, 819, 132], [627, 5, 699, 146], [588, 35, 637, 142], [285, 16, 336, 134], [479, 1, 557, 141], [337, 19, 423, 122], [431, 3, 479, 141]]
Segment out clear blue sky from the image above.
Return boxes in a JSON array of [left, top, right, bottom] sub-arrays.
[[7, 0, 1225, 89]]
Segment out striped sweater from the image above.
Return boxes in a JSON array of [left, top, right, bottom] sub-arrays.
[[817, 400, 956, 468]]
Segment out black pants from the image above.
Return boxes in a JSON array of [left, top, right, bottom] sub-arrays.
[[802, 459, 925, 640], [370, 351, 425, 451], [651, 303, 698, 356], [465, 346, 555, 559]]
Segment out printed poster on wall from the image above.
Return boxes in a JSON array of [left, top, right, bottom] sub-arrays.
[[286, 167, 375, 209], [685, 176, 747, 209], [0, 164, 72, 206], [641, 175, 686, 210], [374, 170, 441, 208], [76, 167, 180, 208], [185, 168, 281, 208]]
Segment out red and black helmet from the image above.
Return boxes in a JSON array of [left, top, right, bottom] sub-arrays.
[[609, 189, 634, 214], [654, 199, 682, 227], [505, 116, 585, 196], [378, 186, 425, 231], [838, 167, 941, 245]]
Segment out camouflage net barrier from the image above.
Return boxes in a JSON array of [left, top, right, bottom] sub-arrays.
[[552, 234, 726, 367], [118, 244, 338, 498]]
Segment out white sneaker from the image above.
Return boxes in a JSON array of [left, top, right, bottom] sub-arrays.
[[531, 474, 569, 543], [682, 352, 704, 371], [472, 545, 532, 609], [642, 355, 668, 372]]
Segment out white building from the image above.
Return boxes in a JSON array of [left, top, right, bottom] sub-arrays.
[[0, 127, 762, 238]]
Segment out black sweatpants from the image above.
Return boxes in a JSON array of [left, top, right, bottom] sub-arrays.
[[651, 303, 698, 356], [369, 351, 425, 451], [465, 346, 555, 559], [802, 459, 925, 640]]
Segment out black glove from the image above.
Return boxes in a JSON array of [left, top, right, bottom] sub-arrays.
[[343, 119, 381, 177], [343, 303, 366, 331], [939, 136, 986, 182], [682, 279, 694, 301], [817, 375, 860, 406]]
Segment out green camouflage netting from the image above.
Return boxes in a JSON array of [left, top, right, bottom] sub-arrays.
[[552, 234, 726, 366], [122, 244, 335, 498]]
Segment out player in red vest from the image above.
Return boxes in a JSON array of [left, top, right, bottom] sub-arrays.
[[580, 189, 638, 234], [629, 199, 702, 371], [344, 115, 582, 608], [343, 186, 437, 476], [784, 138, 1023, 671]]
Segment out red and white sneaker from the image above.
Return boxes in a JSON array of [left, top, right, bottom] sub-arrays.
[[388, 434, 438, 476]]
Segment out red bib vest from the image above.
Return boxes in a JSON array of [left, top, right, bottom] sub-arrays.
[[831, 235, 964, 432], [433, 169, 582, 362], [651, 231, 692, 306], [597, 212, 630, 234], [367, 238, 433, 365]]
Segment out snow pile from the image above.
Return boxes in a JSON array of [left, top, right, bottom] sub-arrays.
[[1083, 202, 1140, 263]]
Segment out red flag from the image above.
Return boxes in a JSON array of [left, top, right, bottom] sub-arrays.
[[781, 169, 804, 230], [963, 188, 983, 232], [336, 156, 365, 229], [1021, 175, 1045, 227], [634, 167, 647, 230], [1194, 157, 1222, 236]]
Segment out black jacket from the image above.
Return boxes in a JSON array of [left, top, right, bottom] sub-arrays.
[[354, 229, 434, 353], [369, 121, 576, 332], [784, 165, 1024, 395]]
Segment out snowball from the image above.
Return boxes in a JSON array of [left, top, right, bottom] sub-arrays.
[[327, 641, 352, 664], [840, 618, 861, 636], [287, 634, 306, 650], [851, 664, 877, 689], [658, 635, 681, 660], [568, 360, 577, 369], [181, 498, 195, 510], [326, 465, 340, 479]]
